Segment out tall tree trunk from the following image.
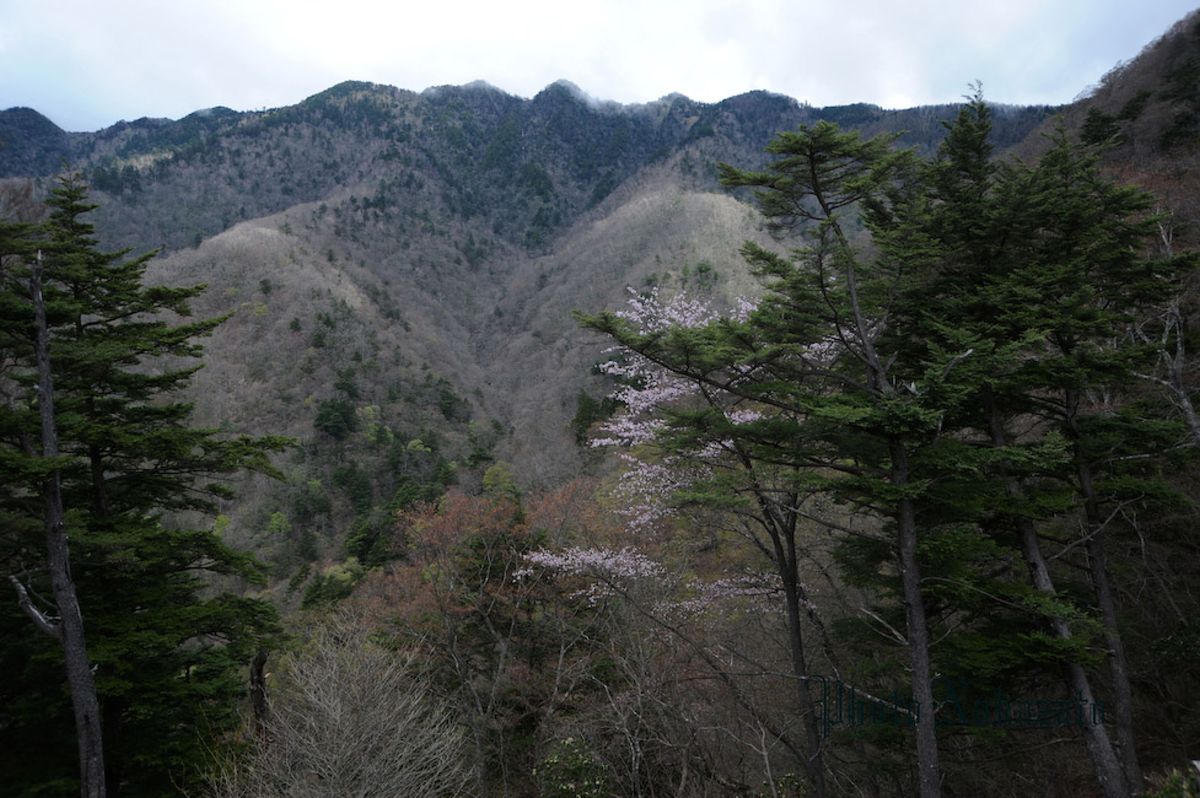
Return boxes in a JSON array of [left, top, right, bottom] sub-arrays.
[[891, 438, 941, 798], [985, 397, 1129, 798], [1064, 383, 1142, 795], [1019, 516, 1130, 798], [754, 484, 827, 798], [28, 254, 107, 798], [780, 558, 827, 798], [1076, 455, 1143, 796]]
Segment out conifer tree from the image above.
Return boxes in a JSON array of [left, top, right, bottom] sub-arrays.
[[2, 205, 108, 798], [893, 94, 1193, 797], [588, 121, 959, 798], [987, 132, 1183, 798], [585, 99, 1190, 798], [0, 176, 287, 797], [888, 96, 1137, 798]]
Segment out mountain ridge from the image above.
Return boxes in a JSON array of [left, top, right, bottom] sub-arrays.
[[0, 76, 1061, 566], [0, 65, 1155, 571], [0, 78, 1021, 137]]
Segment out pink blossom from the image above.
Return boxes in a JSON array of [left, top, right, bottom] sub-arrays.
[[592, 290, 769, 531], [517, 546, 665, 581], [669, 572, 796, 616], [725, 408, 763, 425], [611, 454, 689, 530], [732, 296, 758, 322], [614, 287, 716, 332]]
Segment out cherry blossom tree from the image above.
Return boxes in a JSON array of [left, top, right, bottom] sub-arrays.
[[567, 283, 842, 796], [577, 119, 960, 798]]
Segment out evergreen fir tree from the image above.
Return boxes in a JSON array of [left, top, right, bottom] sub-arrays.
[[584, 98, 1191, 798], [0, 176, 288, 797], [588, 121, 958, 798]]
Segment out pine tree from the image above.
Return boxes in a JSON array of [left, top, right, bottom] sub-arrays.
[[890, 93, 1194, 797], [0, 176, 288, 797], [588, 121, 962, 798], [885, 96, 1139, 798], [584, 100, 1191, 798], [981, 130, 1186, 797]]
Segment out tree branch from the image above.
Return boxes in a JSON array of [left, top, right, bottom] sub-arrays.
[[8, 574, 62, 640]]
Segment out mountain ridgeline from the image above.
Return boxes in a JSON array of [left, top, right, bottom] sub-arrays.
[[0, 80, 1064, 572], [2, 81, 1051, 251], [0, 80, 1065, 570]]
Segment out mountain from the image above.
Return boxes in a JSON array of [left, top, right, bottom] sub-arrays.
[[0, 80, 1058, 573], [1009, 10, 1200, 250]]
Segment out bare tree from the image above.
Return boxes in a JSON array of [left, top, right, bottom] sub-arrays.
[[206, 612, 473, 798]]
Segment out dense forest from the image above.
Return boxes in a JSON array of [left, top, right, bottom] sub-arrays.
[[3, 11, 1200, 798]]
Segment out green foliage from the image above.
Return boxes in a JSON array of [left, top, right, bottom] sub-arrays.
[[420, 374, 469, 422], [570, 390, 617, 445], [1147, 767, 1200, 798], [1159, 52, 1200, 149], [1118, 89, 1153, 121], [266, 510, 290, 538], [343, 510, 393, 566], [482, 461, 520, 500], [332, 463, 374, 514], [535, 736, 610, 798], [314, 397, 358, 439], [333, 366, 360, 399], [0, 176, 287, 795], [291, 478, 332, 521], [331, 427, 456, 567], [1081, 108, 1121, 146], [296, 529, 319, 563], [585, 93, 1192, 792], [300, 558, 365, 609]]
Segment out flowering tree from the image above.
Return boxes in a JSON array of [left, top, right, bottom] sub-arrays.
[[567, 284, 843, 796], [351, 489, 626, 797], [578, 117, 985, 798]]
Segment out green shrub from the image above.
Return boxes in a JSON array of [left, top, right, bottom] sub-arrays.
[[534, 737, 609, 798], [300, 559, 365, 609], [314, 398, 358, 440]]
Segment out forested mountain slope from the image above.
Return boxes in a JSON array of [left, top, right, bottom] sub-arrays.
[[5, 6, 1197, 571], [0, 81, 1056, 566]]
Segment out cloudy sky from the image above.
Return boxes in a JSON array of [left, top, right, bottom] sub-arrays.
[[2, 0, 1196, 131]]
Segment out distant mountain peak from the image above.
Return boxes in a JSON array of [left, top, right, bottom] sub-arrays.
[[718, 89, 803, 109], [548, 78, 584, 94], [0, 106, 64, 131], [185, 106, 239, 120], [303, 80, 386, 105], [0, 106, 70, 171], [539, 79, 621, 111], [461, 80, 510, 95]]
